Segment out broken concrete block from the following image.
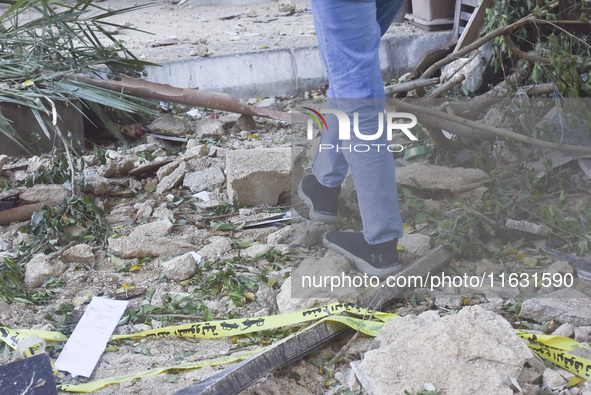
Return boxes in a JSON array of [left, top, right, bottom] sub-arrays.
[[276, 277, 334, 314], [551, 322, 575, 338], [505, 219, 551, 236], [196, 118, 225, 139], [82, 169, 111, 196], [148, 114, 188, 137], [161, 253, 197, 282], [547, 260, 575, 276], [196, 236, 232, 259], [288, 250, 361, 300], [25, 254, 66, 288], [542, 368, 572, 391], [218, 114, 240, 129], [267, 226, 291, 245], [103, 155, 136, 178], [291, 222, 330, 248], [129, 219, 173, 238], [243, 243, 289, 258], [396, 163, 489, 194], [518, 288, 591, 326], [226, 148, 291, 206], [398, 233, 431, 255], [156, 161, 189, 195], [156, 160, 181, 182], [152, 204, 175, 222], [355, 306, 531, 395], [61, 244, 94, 264], [107, 236, 195, 259], [134, 200, 155, 222], [277, 0, 295, 14], [574, 326, 591, 343], [186, 138, 207, 149], [19, 184, 68, 204], [183, 166, 225, 192]]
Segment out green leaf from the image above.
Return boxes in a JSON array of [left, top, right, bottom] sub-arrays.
[[532, 63, 542, 83]]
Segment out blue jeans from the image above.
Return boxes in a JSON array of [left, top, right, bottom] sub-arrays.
[[311, 0, 404, 244]]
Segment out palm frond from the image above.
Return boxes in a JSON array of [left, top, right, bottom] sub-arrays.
[[0, 0, 158, 154]]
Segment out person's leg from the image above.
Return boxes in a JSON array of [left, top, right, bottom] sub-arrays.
[[311, 0, 404, 243], [304, 0, 405, 277], [376, 0, 405, 36]]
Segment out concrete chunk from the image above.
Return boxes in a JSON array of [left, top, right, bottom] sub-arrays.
[[25, 254, 66, 289], [518, 288, 591, 326], [129, 219, 173, 238], [356, 306, 531, 395], [19, 184, 68, 204], [156, 161, 189, 195], [396, 163, 488, 193], [161, 253, 197, 282], [183, 166, 225, 192], [61, 244, 94, 264], [108, 236, 195, 259], [103, 155, 136, 178], [226, 148, 291, 206], [148, 114, 188, 137]]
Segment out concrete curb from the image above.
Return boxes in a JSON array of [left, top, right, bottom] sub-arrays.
[[144, 31, 453, 99]]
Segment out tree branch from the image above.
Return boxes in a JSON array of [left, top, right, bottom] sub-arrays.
[[391, 98, 591, 154]]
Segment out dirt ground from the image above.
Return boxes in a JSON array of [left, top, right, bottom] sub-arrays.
[[83, 0, 417, 63]]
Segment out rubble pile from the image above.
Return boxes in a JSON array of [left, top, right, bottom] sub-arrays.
[[0, 92, 590, 395]]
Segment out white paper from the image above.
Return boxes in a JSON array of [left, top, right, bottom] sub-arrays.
[[55, 297, 128, 377], [189, 251, 202, 264], [193, 191, 211, 202]]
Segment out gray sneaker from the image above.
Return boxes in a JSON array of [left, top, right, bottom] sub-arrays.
[[297, 174, 340, 224], [323, 231, 401, 279]]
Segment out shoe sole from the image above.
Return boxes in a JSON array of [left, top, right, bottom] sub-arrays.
[[297, 179, 338, 224], [323, 234, 402, 279]]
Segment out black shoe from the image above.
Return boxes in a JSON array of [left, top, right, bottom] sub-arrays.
[[323, 231, 401, 279], [297, 174, 340, 224]]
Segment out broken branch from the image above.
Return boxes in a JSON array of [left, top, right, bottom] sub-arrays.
[[0, 200, 62, 226], [385, 78, 439, 95], [427, 74, 466, 98], [503, 34, 551, 64], [420, 2, 559, 79], [64, 74, 291, 122], [391, 98, 591, 154]]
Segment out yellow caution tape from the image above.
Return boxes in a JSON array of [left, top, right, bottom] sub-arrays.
[[57, 347, 265, 392], [517, 331, 591, 380], [0, 303, 394, 393], [111, 302, 396, 341], [58, 312, 391, 393], [0, 326, 68, 349], [2, 307, 590, 393]]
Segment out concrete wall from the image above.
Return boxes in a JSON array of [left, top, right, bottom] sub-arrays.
[[144, 31, 453, 99]]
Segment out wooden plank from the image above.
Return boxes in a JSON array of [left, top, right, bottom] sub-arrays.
[[455, 0, 493, 52], [173, 246, 454, 395], [411, 39, 458, 78], [453, 0, 462, 37]]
